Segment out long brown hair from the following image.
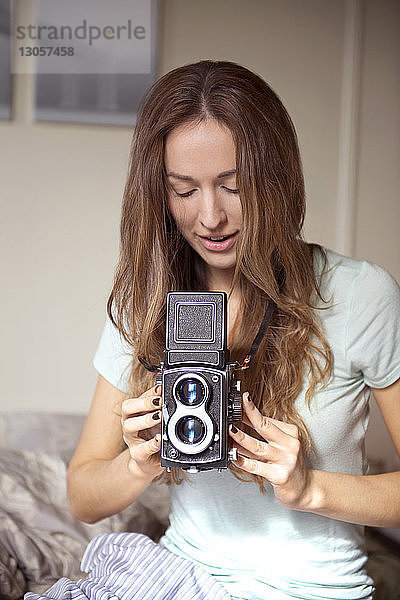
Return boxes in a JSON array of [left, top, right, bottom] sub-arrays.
[[108, 60, 332, 490]]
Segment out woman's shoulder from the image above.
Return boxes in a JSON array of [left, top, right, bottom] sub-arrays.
[[314, 246, 365, 278], [313, 246, 399, 299], [93, 315, 134, 394]]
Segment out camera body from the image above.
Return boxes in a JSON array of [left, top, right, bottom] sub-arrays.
[[159, 292, 242, 472]]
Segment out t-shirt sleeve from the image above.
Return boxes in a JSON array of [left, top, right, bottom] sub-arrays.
[[93, 317, 133, 393], [346, 261, 400, 388]]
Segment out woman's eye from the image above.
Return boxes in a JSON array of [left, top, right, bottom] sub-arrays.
[[173, 186, 238, 197], [222, 186, 239, 194], [175, 189, 196, 198]]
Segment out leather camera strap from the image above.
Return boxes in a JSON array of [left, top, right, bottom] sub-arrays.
[[138, 355, 160, 373], [239, 299, 276, 369]]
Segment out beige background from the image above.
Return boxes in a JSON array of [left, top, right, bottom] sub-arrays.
[[1, 0, 399, 472]]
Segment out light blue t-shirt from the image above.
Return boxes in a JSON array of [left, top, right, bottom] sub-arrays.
[[93, 249, 400, 600]]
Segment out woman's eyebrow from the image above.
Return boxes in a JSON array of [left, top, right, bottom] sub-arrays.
[[216, 169, 236, 179], [166, 169, 236, 181]]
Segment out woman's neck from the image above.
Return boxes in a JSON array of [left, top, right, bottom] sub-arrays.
[[205, 265, 236, 295], [204, 267, 242, 345]]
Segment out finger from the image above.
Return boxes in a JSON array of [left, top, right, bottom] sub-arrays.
[[137, 385, 161, 400], [144, 385, 161, 397], [242, 393, 299, 445], [229, 426, 280, 462], [122, 411, 161, 438], [232, 452, 268, 477], [229, 442, 258, 461], [139, 422, 162, 441], [240, 405, 298, 438], [130, 434, 162, 464], [234, 453, 296, 489], [242, 414, 299, 438], [233, 453, 276, 479], [122, 393, 161, 419]]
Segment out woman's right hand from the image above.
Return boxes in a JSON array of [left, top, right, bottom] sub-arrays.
[[121, 385, 164, 480]]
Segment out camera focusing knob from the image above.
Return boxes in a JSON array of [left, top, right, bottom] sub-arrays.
[[229, 393, 243, 422]]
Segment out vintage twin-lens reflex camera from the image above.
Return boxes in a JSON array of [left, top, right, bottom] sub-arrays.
[[157, 292, 243, 473]]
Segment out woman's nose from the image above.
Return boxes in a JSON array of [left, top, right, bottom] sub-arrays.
[[198, 191, 227, 230]]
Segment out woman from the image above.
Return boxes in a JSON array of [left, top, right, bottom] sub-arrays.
[[29, 61, 400, 600]]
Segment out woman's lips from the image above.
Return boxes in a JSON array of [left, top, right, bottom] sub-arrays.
[[198, 232, 239, 252]]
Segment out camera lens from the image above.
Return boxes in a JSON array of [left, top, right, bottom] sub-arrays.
[[176, 378, 206, 406], [176, 416, 205, 445]]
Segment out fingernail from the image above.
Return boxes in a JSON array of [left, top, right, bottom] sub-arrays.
[[152, 411, 160, 421], [244, 392, 252, 402], [155, 385, 162, 395], [152, 397, 160, 407], [230, 425, 238, 434], [155, 434, 161, 444]]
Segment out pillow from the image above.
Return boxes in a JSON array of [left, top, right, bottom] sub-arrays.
[[0, 413, 86, 462]]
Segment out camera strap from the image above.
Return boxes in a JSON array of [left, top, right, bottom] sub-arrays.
[[138, 299, 277, 373], [138, 355, 161, 373], [239, 299, 277, 369]]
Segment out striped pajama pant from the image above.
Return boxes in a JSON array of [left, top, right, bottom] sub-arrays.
[[24, 532, 234, 600]]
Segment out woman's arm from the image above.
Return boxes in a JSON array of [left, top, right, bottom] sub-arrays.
[[67, 374, 163, 524], [229, 378, 400, 528]]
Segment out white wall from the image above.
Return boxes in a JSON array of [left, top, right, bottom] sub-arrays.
[[1, 0, 399, 470], [355, 0, 400, 472]]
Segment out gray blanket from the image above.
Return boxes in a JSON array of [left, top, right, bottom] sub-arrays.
[[0, 447, 169, 599]]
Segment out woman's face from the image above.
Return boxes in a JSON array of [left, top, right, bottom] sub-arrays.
[[165, 119, 242, 286]]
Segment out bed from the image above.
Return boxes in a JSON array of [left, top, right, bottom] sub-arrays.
[[0, 412, 170, 599], [0, 412, 399, 600]]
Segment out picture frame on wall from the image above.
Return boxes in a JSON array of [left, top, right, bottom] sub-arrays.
[[25, 0, 159, 126], [34, 71, 157, 126], [0, 0, 11, 119]]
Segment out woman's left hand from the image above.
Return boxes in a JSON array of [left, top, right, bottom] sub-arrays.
[[229, 392, 313, 511]]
